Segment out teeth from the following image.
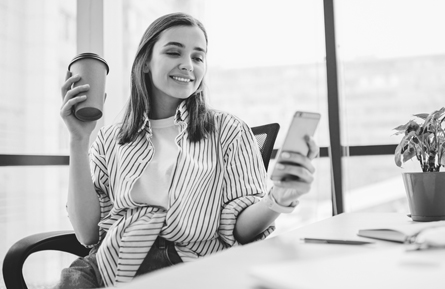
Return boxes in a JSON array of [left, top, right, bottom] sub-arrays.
[[172, 76, 191, 83]]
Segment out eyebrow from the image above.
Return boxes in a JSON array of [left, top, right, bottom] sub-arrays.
[[164, 42, 206, 53]]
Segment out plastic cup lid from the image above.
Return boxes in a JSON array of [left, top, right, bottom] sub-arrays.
[[68, 52, 110, 74]]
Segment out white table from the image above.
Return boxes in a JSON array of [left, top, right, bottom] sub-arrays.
[[121, 213, 445, 289]]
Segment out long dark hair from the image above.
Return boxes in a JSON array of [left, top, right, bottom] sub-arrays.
[[118, 13, 215, 144]]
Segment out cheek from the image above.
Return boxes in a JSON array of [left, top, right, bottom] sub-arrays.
[[195, 67, 206, 86], [150, 66, 168, 86], [149, 60, 167, 78]]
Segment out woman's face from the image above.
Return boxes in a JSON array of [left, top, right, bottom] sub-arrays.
[[145, 25, 207, 105]]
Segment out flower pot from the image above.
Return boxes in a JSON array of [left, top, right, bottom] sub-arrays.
[[402, 172, 445, 222]]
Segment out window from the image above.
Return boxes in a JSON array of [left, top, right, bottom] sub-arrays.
[[0, 0, 77, 286], [335, 0, 445, 212]]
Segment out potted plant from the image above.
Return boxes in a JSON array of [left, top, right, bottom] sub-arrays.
[[393, 107, 445, 221]]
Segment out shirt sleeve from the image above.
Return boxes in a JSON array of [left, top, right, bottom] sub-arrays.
[[218, 121, 275, 247], [84, 127, 113, 248]]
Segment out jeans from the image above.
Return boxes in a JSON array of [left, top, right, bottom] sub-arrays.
[[135, 237, 183, 275], [53, 237, 182, 288], [53, 251, 104, 289]]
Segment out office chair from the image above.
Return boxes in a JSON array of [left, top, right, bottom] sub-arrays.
[[2, 123, 280, 289]]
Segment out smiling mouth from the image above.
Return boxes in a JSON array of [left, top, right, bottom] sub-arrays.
[[171, 76, 193, 83]]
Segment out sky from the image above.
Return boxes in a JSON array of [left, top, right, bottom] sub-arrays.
[[203, 0, 445, 68]]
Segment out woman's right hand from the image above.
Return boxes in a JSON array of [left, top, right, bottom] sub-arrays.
[[60, 71, 96, 141]]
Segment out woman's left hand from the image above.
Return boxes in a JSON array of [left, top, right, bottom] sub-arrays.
[[270, 135, 319, 207]]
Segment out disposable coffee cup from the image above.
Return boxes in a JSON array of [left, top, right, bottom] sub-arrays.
[[68, 52, 109, 121]]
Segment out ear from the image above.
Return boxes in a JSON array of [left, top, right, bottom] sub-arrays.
[[142, 62, 150, 73]]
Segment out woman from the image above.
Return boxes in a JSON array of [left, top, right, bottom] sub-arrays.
[[58, 12, 317, 288]]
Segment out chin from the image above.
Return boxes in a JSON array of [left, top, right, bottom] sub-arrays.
[[175, 94, 192, 100], [173, 91, 196, 100]]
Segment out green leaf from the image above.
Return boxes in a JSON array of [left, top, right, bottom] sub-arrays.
[[394, 144, 403, 167], [413, 113, 429, 120], [394, 108, 445, 170], [402, 144, 416, 162], [400, 131, 417, 147], [393, 124, 409, 131], [440, 146, 445, 167]]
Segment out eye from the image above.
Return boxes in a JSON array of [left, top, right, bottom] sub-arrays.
[[166, 51, 180, 56], [193, 53, 205, 63]]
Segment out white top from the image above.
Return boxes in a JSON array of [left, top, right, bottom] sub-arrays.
[[130, 116, 179, 208]]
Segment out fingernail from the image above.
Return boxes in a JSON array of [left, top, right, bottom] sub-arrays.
[[276, 164, 285, 170], [281, 152, 291, 159]]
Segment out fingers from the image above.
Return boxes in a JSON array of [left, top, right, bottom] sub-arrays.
[[273, 180, 312, 192], [60, 72, 90, 122], [61, 73, 83, 99], [61, 84, 90, 117], [61, 72, 76, 97], [274, 163, 314, 183], [65, 84, 90, 100], [279, 151, 315, 174], [60, 95, 87, 118], [61, 84, 90, 113], [273, 151, 315, 196], [270, 137, 319, 202], [304, 135, 319, 159]]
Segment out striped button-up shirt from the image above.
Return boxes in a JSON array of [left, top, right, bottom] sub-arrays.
[[87, 101, 274, 286]]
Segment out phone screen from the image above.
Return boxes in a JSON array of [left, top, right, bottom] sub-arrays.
[[270, 111, 320, 181]]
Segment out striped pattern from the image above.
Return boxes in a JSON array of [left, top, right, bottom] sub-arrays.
[[87, 101, 274, 286]]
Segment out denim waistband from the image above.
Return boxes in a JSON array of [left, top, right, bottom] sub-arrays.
[[135, 237, 182, 276]]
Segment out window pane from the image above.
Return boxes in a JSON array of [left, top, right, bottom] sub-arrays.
[[335, 0, 445, 211], [206, 0, 329, 149], [0, 0, 76, 287], [342, 156, 410, 213], [0, 166, 73, 287], [336, 0, 445, 146], [0, 0, 76, 155]]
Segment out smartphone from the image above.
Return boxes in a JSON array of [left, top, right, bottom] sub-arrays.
[[270, 111, 321, 181]]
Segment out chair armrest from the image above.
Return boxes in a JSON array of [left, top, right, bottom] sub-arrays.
[[2, 230, 90, 289]]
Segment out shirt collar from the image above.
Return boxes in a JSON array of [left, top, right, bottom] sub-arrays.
[[174, 100, 189, 125], [138, 100, 189, 134]]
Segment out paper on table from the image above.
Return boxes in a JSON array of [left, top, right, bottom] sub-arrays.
[[415, 226, 445, 248], [357, 220, 445, 243]]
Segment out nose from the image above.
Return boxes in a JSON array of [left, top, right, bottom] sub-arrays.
[[179, 59, 193, 72]]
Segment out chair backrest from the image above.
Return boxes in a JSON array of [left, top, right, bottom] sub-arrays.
[[251, 123, 280, 171]]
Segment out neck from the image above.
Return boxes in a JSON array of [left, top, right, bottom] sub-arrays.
[[149, 95, 182, 120]]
